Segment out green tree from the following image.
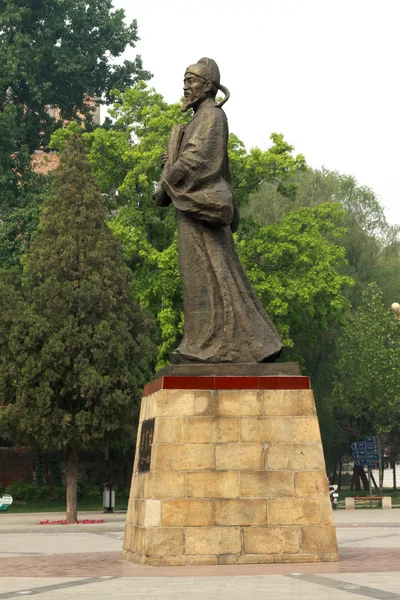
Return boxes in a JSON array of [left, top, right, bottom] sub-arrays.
[[0, 0, 150, 150], [0, 136, 155, 521], [333, 282, 400, 438], [243, 168, 400, 467], [237, 202, 353, 354], [0, 0, 151, 268]]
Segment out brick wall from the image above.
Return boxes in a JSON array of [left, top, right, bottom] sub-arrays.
[[0, 447, 34, 487], [32, 151, 59, 175]]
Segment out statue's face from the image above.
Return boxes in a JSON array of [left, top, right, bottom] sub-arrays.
[[182, 72, 211, 112]]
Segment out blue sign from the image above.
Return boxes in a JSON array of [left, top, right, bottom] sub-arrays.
[[366, 445, 379, 453], [365, 436, 379, 444], [351, 436, 381, 468], [367, 454, 379, 461]]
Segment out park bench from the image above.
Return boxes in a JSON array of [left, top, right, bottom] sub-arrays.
[[345, 496, 392, 509]]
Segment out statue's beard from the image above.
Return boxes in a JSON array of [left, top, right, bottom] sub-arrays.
[[181, 91, 207, 113]]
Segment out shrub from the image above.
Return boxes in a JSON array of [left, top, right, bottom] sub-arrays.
[[5, 480, 49, 502]]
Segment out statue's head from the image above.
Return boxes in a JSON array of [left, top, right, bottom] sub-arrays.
[[182, 57, 230, 113]]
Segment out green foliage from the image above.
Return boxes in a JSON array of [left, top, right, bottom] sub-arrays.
[[0, 0, 150, 150], [0, 0, 150, 268], [4, 479, 104, 501], [333, 282, 400, 436], [5, 480, 50, 502], [229, 132, 307, 206], [0, 136, 156, 452], [237, 202, 353, 354]]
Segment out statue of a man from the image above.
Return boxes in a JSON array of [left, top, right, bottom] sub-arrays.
[[155, 57, 283, 364]]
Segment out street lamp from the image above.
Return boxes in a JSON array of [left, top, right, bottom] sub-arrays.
[[391, 303, 400, 320]]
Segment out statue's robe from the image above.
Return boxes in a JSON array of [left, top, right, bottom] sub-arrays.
[[161, 98, 283, 363]]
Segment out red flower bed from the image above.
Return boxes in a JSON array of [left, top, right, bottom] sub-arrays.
[[40, 519, 105, 525]]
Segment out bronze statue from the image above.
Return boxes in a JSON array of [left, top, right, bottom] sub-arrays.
[[154, 58, 283, 364]]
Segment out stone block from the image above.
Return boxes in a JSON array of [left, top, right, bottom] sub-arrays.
[[194, 391, 215, 416], [241, 471, 294, 498], [155, 390, 195, 417], [185, 527, 241, 555], [146, 528, 184, 556], [216, 444, 264, 470], [266, 443, 325, 470], [146, 555, 218, 566], [263, 390, 316, 416], [140, 395, 156, 421], [126, 499, 138, 525], [139, 396, 151, 421], [244, 527, 299, 554], [187, 417, 239, 443], [143, 500, 161, 527], [215, 390, 263, 416], [294, 471, 329, 497], [241, 417, 292, 443], [320, 497, 335, 525], [268, 498, 321, 525], [217, 553, 337, 565], [154, 417, 186, 443], [301, 526, 338, 554], [293, 417, 321, 443], [382, 496, 392, 509], [134, 527, 146, 555], [143, 471, 186, 498], [123, 524, 134, 551], [130, 473, 147, 498], [215, 499, 267, 526], [345, 497, 355, 510], [137, 500, 145, 526], [161, 500, 213, 526], [187, 471, 240, 498], [152, 443, 214, 471]]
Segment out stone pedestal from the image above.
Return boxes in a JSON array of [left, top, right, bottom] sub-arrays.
[[122, 373, 339, 566]]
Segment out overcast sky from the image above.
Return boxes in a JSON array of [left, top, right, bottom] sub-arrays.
[[112, 0, 400, 225]]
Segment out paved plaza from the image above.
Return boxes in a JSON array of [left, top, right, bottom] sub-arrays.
[[1, 510, 400, 599]]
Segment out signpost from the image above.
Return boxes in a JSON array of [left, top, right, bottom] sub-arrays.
[[0, 494, 13, 512], [351, 436, 381, 501]]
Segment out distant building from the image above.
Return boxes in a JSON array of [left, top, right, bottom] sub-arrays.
[[33, 97, 101, 175]]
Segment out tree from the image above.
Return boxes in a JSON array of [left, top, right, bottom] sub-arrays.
[[243, 168, 400, 468], [0, 0, 151, 268], [333, 282, 400, 438], [236, 202, 353, 354], [0, 136, 155, 521], [0, 0, 150, 150]]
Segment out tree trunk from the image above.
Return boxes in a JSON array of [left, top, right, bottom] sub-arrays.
[[66, 447, 78, 523], [338, 455, 343, 491], [392, 460, 397, 490], [354, 465, 369, 490]]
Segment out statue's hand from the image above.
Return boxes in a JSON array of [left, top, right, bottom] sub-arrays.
[[161, 153, 169, 168]]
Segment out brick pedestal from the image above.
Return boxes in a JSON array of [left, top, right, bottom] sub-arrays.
[[122, 374, 339, 566]]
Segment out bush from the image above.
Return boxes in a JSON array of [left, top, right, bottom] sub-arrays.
[[51, 486, 66, 500], [5, 480, 49, 502]]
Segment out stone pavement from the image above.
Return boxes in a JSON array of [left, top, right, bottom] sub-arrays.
[[1, 509, 400, 599]]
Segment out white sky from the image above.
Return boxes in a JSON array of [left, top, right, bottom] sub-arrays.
[[112, 0, 400, 225]]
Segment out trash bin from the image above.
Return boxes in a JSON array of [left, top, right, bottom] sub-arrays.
[[103, 483, 115, 514]]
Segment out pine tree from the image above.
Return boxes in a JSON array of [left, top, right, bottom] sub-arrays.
[[0, 136, 155, 521]]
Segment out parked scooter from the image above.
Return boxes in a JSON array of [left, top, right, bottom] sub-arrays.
[[329, 480, 339, 509]]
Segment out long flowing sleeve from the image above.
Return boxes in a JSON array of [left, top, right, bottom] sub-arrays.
[[161, 106, 234, 228]]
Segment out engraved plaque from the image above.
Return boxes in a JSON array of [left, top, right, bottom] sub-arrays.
[[137, 418, 155, 473]]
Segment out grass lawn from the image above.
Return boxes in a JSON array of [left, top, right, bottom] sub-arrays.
[[4, 498, 128, 513]]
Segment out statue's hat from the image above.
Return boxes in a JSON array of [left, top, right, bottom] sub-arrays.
[[185, 57, 230, 107]]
